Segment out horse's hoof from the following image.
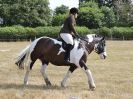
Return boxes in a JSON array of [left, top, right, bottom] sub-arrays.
[[15, 62, 18, 66], [61, 82, 66, 88], [90, 87, 95, 91], [19, 66, 24, 69], [46, 83, 52, 86], [46, 82, 52, 86], [24, 81, 28, 86], [45, 78, 52, 86], [89, 84, 96, 91]]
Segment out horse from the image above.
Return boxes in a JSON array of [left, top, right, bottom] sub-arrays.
[[15, 34, 107, 91]]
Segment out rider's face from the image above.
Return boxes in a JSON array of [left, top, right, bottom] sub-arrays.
[[74, 13, 78, 19]]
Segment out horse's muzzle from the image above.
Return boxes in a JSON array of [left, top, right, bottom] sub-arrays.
[[100, 52, 107, 59]]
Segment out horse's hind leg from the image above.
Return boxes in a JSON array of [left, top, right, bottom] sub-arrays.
[[24, 61, 35, 85], [61, 64, 77, 87], [40, 62, 51, 86]]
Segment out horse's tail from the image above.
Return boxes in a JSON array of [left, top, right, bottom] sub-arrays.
[[15, 44, 30, 69], [15, 38, 42, 69]]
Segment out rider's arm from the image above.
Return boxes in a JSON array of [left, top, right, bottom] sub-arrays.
[[69, 16, 78, 36]]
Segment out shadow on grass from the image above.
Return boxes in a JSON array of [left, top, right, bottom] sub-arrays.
[[0, 83, 65, 90]]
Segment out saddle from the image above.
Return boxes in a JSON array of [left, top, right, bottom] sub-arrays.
[[56, 37, 84, 62], [56, 37, 74, 50]]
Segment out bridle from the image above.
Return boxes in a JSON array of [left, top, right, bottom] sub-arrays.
[[77, 37, 93, 54], [94, 40, 105, 54]]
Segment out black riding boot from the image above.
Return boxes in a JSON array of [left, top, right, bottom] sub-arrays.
[[64, 44, 73, 62]]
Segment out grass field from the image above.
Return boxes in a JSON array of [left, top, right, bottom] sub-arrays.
[[0, 41, 133, 99]]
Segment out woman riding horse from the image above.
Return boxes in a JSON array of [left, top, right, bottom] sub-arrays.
[[60, 7, 79, 62]]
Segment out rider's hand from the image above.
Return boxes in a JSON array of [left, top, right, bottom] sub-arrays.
[[76, 34, 80, 38]]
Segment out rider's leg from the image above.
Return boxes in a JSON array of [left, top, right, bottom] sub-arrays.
[[60, 33, 74, 62], [65, 44, 73, 61], [64, 44, 73, 61]]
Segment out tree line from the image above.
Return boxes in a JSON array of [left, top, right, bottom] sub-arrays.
[[0, 0, 133, 28], [0, 0, 51, 27]]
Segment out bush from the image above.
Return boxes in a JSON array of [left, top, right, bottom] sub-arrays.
[[35, 26, 61, 38], [0, 26, 90, 41], [78, 6, 104, 29], [13, 26, 27, 40], [111, 27, 133, 40], [101, 6, 116, 27], [99, 27, 111, 37], [0, 26, 133, 41], [52, 14, 67, 26], [0, 27, 18, 40], [76, 27, 90, 35]]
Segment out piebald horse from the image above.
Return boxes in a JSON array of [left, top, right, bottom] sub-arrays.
[[15, 34, 107, 91]]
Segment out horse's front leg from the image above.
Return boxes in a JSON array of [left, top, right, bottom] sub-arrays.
[[61, 64, 77, 87], [80, 61, 96, 91]]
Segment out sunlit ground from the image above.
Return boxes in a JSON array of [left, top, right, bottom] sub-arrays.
[[0, 41, 133, 99]]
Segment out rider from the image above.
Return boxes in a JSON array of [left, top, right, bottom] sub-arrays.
[[60, 7, 79, 62]]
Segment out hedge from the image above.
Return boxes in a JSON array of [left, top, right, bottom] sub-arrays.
[[0, 26, 133, 41], [0, 26, 89, 41], [99, 27, 133, 40], [111, 27, 133, 40]]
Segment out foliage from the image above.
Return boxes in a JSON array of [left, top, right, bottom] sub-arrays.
[[79, 1, 99, 8], [78, 1, 118, 28], [101, 6, 116, 27], [98, 26, 133, 39], [0, 26, 133, 41], [79, 0, 113, 7], [0, 0, 51, 27], [54, 5, 69, 15], [52, 14, 67, 26], [52, 5, 69, 26], [111, 27, 133, 39], [76, 26, 91, 35], [79, 0, 133, 27], [78, 2, 104, 28], [0, 26, 90, 41], [99, 27, 111, 37], [35, 26, 61, 38], [112, 0, 133, 26]]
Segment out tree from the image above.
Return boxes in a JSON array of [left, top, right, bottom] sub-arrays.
[[52, 5, 69, 26], [79, 0, 114, 7], [54, 5, 69, 15], [0, 0, 52, 27], [129, 4, 133, 26], [112, 0, 133, 26], [78, 1, 116, 28], [52, 14, 67, 26], [101, 6, 116, 27], [78, 2, 104, 28]]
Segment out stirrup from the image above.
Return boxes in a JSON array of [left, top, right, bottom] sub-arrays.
[[65, 59, 70, 62], [64, 57, 70, 62]]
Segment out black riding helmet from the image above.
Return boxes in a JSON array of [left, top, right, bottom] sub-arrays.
[[70, 7, 79, 14]]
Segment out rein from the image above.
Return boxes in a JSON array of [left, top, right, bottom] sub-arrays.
[[77, 36, 91, 54], [77, 37, 89, 43]]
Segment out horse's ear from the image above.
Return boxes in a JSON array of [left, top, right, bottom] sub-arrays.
[[94, 37, 101, 43], [101, 36, 105, 41], [95, 34, 100, 37]]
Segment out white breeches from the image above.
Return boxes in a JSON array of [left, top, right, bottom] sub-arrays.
[[60, 33, 74, 45]]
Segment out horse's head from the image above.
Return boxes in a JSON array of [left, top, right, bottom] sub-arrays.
[[85, 34, 107, 59]]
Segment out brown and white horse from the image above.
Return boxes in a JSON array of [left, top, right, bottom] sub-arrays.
[[15, 34, 107, 91]]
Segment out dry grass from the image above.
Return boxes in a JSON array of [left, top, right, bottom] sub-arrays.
[[0, 41, 133, 99]]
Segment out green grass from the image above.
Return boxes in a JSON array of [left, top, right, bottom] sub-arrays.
[[0, 41, 133, 99]]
